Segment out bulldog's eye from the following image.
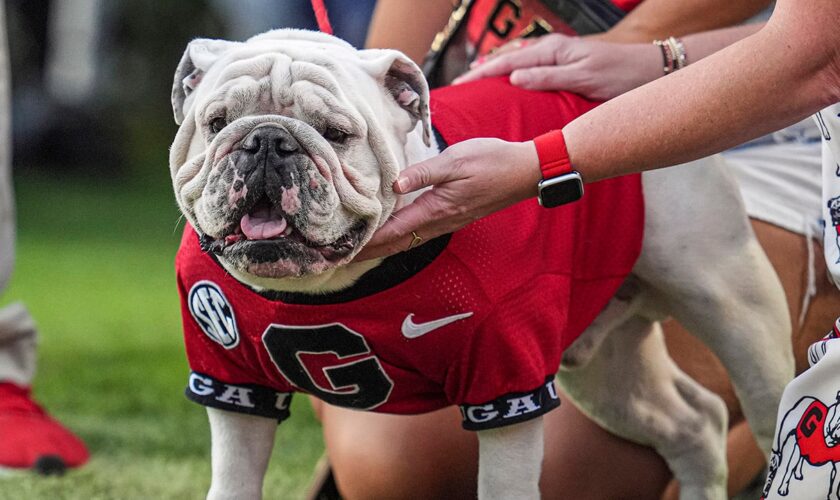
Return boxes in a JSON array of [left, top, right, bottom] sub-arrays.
[[209, 117, 228, 134], [323, 127, 349, 144]]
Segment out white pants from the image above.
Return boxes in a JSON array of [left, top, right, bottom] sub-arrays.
[[0, 2, 36, 387]]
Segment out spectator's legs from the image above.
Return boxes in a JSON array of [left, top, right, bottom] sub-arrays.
[[0, 1, 88, 473], [0, 0, 13, 295]]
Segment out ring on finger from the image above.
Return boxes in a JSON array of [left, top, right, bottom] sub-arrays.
[[407, 231, 423, 251]]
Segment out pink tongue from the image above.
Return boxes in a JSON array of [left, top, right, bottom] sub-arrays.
[[241, 208, 288, 240]]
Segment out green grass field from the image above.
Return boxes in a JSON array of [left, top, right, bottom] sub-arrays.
[[0, 174, 324, 499]]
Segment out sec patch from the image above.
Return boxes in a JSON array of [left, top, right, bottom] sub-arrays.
[[188, 281, 239, 349]]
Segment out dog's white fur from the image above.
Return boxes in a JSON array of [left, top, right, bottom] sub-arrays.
[[170, 30, 793, 500]]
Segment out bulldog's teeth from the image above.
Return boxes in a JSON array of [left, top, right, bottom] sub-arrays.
[[282, 225, 293, 237]]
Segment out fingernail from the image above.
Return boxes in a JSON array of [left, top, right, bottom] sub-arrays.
[[395, 176, 407, 192]]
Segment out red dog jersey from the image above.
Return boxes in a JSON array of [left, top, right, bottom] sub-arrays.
[[178, 77, 644, 430]]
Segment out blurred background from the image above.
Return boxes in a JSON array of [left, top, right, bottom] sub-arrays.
[[1, 1, 375, 498]]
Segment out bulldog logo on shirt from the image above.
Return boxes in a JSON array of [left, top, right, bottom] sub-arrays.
[[763, 393, 840, 498], [827, 196, 840, 263]]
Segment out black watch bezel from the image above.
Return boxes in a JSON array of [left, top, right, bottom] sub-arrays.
[[537, 171, 584, 208]]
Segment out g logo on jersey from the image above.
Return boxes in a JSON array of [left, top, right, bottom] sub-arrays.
[[189, 281, 239, 349]]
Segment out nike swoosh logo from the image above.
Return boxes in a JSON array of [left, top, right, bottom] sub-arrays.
[[401, 312, 474, 339]]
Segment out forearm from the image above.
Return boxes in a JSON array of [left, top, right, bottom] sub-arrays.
[[602, 0, 770, 42], [563, 12, 840, 182], [595, 24, 765, 99], [679, 23, 762, 65], [365, 0, 456, 64]]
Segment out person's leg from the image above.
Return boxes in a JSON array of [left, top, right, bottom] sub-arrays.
[[0, 0, 13, 296], [660, 219, 840, 498], [0, 2, 87, 473], [316, 390, 671, 500]]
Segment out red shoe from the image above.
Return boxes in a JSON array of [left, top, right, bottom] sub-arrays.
[[0, 383, 89, 474]]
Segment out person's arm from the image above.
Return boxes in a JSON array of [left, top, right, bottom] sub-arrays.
[[564, 2, 840, 181], [601, 0, 770, 42], [365, 0, 457, 64], [356, 0, 840, 259], [456, 23, 763, 100]]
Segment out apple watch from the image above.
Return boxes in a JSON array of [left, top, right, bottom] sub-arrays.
[[533, 130, 584, 208]]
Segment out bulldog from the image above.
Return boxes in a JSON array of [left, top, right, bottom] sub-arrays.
[[169, 29, 793, 500]]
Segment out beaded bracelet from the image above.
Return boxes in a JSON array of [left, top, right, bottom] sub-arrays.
[[652, 37, 687, 75]]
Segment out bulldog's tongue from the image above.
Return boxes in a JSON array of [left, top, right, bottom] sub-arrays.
[[241, 207, 288, 240]]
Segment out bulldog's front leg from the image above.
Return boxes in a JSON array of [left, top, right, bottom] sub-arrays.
[[207, 408, 277, 500], [477, 417, 544, 500]]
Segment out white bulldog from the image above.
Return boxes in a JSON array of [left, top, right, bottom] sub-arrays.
[[169, 29, 793, 500]]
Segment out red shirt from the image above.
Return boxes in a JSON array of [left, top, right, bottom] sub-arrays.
[[425, 0, 642, 87], [466, 0, 642, 53], [178, 78, 644, 430]]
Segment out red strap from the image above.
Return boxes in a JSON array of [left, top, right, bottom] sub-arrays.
[[311, 0, 334, 35], [534, 129, 573, 179]]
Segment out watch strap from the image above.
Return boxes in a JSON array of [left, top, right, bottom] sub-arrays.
[[534, 129, 572, 179]]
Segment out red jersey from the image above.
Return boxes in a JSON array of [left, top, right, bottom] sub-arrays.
[[178, 77, 644, 430]]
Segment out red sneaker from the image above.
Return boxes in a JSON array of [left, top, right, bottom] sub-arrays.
[[0, 383, 89, 474]]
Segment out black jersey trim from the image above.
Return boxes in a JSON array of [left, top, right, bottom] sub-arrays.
[[185, 371, 293, 423], [459, 377, 561, 431]]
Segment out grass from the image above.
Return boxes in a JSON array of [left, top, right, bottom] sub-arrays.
[[0, 173, 324, 499]]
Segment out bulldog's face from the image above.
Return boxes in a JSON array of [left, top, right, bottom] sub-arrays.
[[829, 196, 840, 224], [169, 30, 431, 288]]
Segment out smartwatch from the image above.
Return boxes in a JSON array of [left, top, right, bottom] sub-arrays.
[[534, 130, 584, 208]]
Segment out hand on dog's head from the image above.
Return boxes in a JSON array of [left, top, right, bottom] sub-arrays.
[[169, 29, 432, 291]]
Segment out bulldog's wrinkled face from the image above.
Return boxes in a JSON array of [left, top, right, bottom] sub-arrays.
[[169, 30, 431, 288]]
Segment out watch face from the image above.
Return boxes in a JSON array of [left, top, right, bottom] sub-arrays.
[[538, 172, 584, 208]]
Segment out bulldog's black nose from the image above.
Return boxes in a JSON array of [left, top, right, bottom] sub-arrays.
[[241, 127, 300, 157]]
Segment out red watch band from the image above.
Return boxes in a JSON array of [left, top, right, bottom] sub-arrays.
[[534, 129, 572, 179]]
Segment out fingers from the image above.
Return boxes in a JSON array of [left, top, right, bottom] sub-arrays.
[[355, 194, 460, 261], [453, 37, 559, 84], [395, 150, 459, 194], [509, 66, 574, 90]]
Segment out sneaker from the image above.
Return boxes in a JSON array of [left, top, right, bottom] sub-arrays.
[[0, 383, 89, 474]]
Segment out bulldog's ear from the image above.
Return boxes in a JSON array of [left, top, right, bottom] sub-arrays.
[[384, 56, 432, 147], [361, 51, 432, 147], [171, 38, 237, 125]]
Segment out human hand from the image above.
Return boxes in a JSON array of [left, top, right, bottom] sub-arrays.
[[355, 138, 540, 260], [454, 33, 662, 101]]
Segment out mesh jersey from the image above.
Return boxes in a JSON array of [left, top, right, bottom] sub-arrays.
[[178, 77, 644, 430]]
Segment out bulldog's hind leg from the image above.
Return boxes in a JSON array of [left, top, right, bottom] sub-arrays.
[[635, 158, 794, 455], [559, 317, 728, 499]]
